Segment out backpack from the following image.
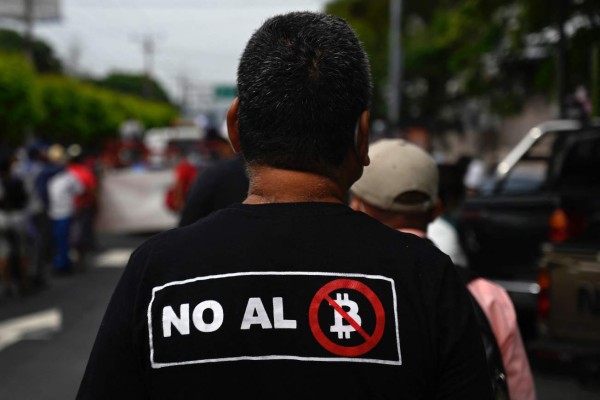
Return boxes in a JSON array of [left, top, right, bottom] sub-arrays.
[[456, 267, 510, 400]]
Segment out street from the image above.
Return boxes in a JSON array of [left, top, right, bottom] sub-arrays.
[[0, 232, 598, 399]]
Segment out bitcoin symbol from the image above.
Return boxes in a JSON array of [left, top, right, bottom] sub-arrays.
[[329, 293, 361, 339]]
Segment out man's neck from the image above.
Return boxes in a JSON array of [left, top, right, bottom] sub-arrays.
[[396, 227, 427, 238], [243, 165, 348, 205]]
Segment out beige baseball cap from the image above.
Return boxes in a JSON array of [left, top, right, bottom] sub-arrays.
[[351, 138, 438, 212]]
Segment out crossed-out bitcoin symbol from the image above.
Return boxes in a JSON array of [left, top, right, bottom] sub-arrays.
[[309, 278, 385, 357], [330, 293, 362, 339]]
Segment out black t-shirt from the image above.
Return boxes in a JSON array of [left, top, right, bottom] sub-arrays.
[[77, 202, 493, 399]]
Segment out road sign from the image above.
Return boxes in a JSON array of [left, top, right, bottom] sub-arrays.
[[214, 85, 237, 99]]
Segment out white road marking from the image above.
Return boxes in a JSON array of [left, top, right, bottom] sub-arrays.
[[0, 308, 62, 352], [94, 248, 134, 268]]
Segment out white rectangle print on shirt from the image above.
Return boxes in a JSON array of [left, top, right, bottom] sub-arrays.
[[147, 271, 401, 368]]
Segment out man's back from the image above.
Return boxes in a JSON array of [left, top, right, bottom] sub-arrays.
[[78, 202, 491, 398], [78, 11, 492, 399]]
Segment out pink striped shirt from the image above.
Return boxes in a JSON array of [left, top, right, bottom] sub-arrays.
[[397, 228, 537, 400]]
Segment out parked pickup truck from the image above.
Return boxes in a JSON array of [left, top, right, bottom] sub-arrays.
[[531, 221, 600, 383], [457, 119, 600, 340]]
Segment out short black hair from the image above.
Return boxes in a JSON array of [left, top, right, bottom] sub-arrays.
[[237, 11, 372, 175]]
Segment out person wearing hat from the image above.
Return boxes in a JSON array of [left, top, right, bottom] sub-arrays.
[[350, 138, 536, 400]]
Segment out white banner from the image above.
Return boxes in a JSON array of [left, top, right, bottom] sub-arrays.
[[96, 169, 178, 234]]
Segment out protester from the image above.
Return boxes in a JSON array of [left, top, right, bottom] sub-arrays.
[[174, 126, 241, 223], [46, 145, 84, 275], [178, 125, 248, 227], [66, 144, 98, 272], [78, 12, 492, 399], [178, 153, 248, 227], [12, 144, 48, 289], [0, 150, 29, 296], [349, 138, 536, 400], [33, 144, 68, 283], [165, 149, 199, 214]]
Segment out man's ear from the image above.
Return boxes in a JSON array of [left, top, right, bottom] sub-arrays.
[[226, 97, 242, 153], [357, 110, 370, 166]]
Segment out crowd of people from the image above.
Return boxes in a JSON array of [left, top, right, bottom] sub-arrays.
[[0, 142, 98, 297]]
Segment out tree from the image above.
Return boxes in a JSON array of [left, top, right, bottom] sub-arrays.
[[0, 29, 180, 146], [90, 72, 172, 105], [36, 76, 178, 146], [0, 52, 43, 145], [0, 28, 62, 73], [325, 0, 600, 130]]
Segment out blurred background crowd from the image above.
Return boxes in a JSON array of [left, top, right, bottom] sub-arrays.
[[0, 119, 237, 298], [0, 1, 599, 398], [0, 0, 598, 303]]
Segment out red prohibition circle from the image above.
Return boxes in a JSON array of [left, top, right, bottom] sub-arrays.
[[309, 278, 385, 357]]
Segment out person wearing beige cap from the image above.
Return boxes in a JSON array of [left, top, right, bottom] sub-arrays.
[[350, 138, 536, 400], [349, 138, 441, 233]]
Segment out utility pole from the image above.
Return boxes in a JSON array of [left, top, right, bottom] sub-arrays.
[[177, 72, 191, 115], [66, 38, 82, 76], [131, 33, 160, 99], [387, 0, 403, 135], [23, 0, 34, 63], [142, 35, 156, 99], [592, 44, 599, 117], [556, 0, 568, 118]]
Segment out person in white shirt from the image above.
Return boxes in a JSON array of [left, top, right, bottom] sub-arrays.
[[47, 145, 83, 275], [427, 215, 469, 268]]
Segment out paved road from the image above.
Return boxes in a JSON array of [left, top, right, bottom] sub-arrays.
[[0, 232, 147, 399], [0, 232, 598, 399]]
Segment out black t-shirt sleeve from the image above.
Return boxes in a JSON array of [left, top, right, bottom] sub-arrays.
[[76, 246, 151, 399], [433, 257, 494, 399]]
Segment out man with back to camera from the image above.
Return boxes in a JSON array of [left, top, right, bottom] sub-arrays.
[[77, 11, 493, 399], [178, 128, 248, 227], [349, 138, 536, 400]]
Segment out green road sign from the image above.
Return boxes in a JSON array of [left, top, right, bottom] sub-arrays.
[[214, 85, 237, 99]]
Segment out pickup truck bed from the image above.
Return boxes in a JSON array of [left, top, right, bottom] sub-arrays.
[[531, 233, 600, 384]]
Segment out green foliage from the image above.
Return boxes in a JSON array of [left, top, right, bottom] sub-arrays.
[[0, 52, 43, 144], [91, 71, 172, 105], [0, 28, 179, 146], [36, 76, 178, 145], [0, 29, 62, 73], [326, 0, 600, 128]]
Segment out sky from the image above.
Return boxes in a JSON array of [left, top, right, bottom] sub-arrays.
[[17, 0, 331, 106]]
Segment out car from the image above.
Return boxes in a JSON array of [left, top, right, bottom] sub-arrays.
[[457, 118, 600, 340]]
